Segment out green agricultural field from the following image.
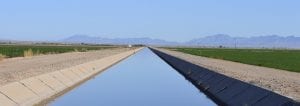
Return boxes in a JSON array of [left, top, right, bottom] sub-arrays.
[[0, 45, 114, 58], [173, 48, 300, 72]]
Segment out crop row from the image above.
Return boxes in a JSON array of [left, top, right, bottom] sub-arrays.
[[173, 48, 300, 72], [0, 45, 113, 58]]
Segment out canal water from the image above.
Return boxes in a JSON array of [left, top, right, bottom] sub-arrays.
[[49, 48, 216, 106]]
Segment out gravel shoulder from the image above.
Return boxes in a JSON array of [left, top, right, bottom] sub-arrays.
[[157, 48, 300, 101], [0, 47, 133, 86]]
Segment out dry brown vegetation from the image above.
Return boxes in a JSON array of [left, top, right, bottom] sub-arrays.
[[23, 49, 34, 57], [0, 54, 5, 61]]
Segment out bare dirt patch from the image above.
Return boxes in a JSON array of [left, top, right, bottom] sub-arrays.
[[157, 48, 300, 101]]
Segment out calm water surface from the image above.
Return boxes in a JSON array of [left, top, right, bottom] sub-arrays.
[[50, 48, 216, 106]]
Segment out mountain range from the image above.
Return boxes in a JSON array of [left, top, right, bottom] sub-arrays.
[[61, 34, 300, 48], [62, 35, 178, 46], [187, 34, 300, 48]]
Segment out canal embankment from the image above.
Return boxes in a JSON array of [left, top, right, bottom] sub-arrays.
[[156, 48, 300, 102], [150, 48, 299, 106], [0, 47, 142, 106], [49, 48, 216, 106], [0, 47, 135, 86]]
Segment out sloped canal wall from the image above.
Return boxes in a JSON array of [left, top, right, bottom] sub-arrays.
[[0, 48, 142, 106], [150, 48, 299, 106]]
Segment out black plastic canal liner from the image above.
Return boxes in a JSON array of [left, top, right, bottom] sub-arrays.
[[150, 48, 300, 106]]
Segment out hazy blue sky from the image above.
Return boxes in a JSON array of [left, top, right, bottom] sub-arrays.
[[0, 0, 299, 42]]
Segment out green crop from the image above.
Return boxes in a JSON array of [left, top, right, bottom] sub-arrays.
[[0, 45, 113, 58], [173, 48, 300, 72]]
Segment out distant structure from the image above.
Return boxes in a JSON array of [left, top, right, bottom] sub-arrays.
[[128, 44, 132, 48]]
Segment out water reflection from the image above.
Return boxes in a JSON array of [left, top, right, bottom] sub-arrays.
[[50, 48, 216, 106]]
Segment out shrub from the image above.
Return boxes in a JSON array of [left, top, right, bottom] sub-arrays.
[[0, 54, 5, 61], [24, 49, 34, 57]]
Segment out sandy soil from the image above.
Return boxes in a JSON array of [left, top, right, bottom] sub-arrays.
[[157, 48, 300, 101], [0, 47, 132, 86]]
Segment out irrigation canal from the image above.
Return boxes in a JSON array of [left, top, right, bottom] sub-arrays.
[[49, 48, 216, 106]]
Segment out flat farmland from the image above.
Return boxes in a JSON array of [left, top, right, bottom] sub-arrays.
[[173, 48, 300, 72], [0, 44, 115, 58]]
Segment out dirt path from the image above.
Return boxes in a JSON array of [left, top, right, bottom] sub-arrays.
[[157, 48, 300, 101], [0, 47, 133, 86]]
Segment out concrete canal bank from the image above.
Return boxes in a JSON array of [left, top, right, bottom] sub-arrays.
[[0, 48, 142, 106], [150, 48, 299, 106]]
